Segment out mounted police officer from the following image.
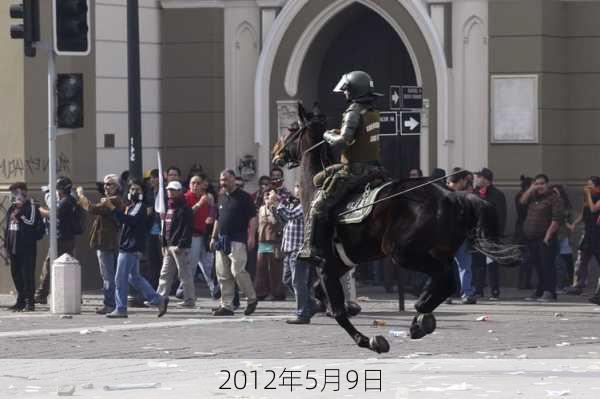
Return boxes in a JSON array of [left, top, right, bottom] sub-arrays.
[[297, 70, 383, 265]]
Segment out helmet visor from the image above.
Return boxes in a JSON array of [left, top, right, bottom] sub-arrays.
[[333, 75, 349, 93]]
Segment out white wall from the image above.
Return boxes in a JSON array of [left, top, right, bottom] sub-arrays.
[[451, 0, 489, 172], [224, 5, 261, 189], [95, 0, 162, 180]]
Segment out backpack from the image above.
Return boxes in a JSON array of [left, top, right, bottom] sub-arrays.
[[71, 202, 87, 235]]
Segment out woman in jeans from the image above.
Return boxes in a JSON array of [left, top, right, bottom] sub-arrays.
[[103, 179, 169, 318]]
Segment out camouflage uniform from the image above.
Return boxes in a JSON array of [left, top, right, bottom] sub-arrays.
[[298, 71, 382, 265]]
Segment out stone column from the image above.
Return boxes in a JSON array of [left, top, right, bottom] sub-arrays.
[[224, 3, 261, 188]]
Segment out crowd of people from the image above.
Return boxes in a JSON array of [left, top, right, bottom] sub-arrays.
[[403, 167, 600, 305], [3, 163, 600, 316], [2, 166, 319, 324]]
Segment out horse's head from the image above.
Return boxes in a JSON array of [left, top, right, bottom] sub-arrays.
[[271, 126, 305, 170]]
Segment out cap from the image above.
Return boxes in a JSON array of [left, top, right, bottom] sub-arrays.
[[475, 167, 494, 182], [166, 181, 183, 191]]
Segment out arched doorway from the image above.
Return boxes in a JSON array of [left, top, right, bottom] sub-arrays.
[[256, 0, 448, 177], [301, 4, 419, 178]]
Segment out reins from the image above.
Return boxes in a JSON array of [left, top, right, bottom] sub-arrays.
[[337, 169, 468, 217]]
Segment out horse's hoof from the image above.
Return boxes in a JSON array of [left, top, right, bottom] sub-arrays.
[[409, 323, 427, 339], [369, 335, 390, 353], [346, 302, 361, 317], [417, 313, 436, 334]]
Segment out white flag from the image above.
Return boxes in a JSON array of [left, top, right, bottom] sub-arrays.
[[154, 151, 165, 214]]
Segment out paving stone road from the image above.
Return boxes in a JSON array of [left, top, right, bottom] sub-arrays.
[[1, 287, 600, 398]]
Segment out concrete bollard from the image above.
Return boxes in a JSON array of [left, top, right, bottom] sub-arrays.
[[51, 253, 82, 315]]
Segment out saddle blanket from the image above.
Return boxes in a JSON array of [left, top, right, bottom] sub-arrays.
[[337, 181, 394, 224]]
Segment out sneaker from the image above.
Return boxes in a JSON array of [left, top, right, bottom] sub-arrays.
[[524, 291, 542, 301], [34, 295, 47, 305], [488, 295, 500, 301], [157, 296, 169, 318], [286, 317, 310, 325], [444, 298, 453, 305], [106, 310, 128, 318], [96, 306, 115, 315], [588, 296, 600, 306], [22, 303, 35, 312], [244, 300, 258, 316], [461, 296, 477, 305], [537, 291, 556, 302], [9, 302, 25, 312], [176, 300, 196, 308], [212, 306, 234, 316], [565, 287, 583, 295]]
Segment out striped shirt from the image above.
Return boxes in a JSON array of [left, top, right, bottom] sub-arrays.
[[274, 201, 304, 253]]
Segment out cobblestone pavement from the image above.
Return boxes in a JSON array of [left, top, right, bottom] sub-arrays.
[[1, 287, 600, 360], [2, 287, 600, 398]]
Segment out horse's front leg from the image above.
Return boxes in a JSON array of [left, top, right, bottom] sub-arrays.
[[321, 263, 389, 354], [410, 257, 456, 339]]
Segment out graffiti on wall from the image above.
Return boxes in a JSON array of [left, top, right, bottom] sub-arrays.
[[0, 153, 71, 179]]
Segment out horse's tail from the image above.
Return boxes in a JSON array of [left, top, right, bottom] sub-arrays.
[[466, 194, 522, 266]]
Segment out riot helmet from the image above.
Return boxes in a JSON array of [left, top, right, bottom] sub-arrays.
[[333, 71, 382, 100]]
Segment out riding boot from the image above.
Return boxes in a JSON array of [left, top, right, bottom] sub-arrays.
[[297, 217, 328, 266]]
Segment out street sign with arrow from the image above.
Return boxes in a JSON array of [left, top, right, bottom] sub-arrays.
[[400, 112, 421, 135], [389, 85, 401, 110]]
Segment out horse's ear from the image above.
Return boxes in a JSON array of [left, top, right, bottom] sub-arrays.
[[298, 102, 307, 124]]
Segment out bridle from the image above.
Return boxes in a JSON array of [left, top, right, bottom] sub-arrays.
[[273, 125, 307, 169]]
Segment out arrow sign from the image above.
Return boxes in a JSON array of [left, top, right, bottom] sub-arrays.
[[400, 112, 421, 135], [404, 117, 419, 131], [389, 85, 401, 110]]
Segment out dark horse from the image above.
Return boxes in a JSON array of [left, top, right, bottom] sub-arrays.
[[272, 107, 519, 354]]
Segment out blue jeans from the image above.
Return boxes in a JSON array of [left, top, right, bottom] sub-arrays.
[[287, 251, 313, 320], [282, 253, 294, 296], [115, 251, 161, 313], [455, 241, 474, 297], [97, 250, 117, 308]]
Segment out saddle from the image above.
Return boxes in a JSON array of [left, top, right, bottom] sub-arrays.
[[336, 180, 394, 224]]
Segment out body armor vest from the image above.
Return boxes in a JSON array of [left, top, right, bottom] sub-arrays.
[[341, 106, 380, 165]]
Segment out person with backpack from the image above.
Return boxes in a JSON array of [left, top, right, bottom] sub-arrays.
[[76, 174, 124, 314], [35, 176, 83, 305], [4, 182, 45, 312]]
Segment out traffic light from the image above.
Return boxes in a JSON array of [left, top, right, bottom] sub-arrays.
[[9, 0, 40, 57], [56, 74, 84, 128], [53, 0, 90, 56]]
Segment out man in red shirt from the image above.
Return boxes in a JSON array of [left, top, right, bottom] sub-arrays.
[[184, 174, 219, 299]]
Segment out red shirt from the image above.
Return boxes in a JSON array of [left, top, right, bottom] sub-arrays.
[[184, 191, 210, 235]]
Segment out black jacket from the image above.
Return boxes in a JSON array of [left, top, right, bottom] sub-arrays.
[[161, 199, 193, 248], [4, 200, 44, 255], [476, 185, 507, 236], [115, 201, 146, 253]]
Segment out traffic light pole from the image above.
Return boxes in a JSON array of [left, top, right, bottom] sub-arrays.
[[127, 0, 142, 180], [47, 45, 57, 265]]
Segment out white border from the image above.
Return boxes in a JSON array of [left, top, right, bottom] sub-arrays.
[[490, 74, 539, 144]]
